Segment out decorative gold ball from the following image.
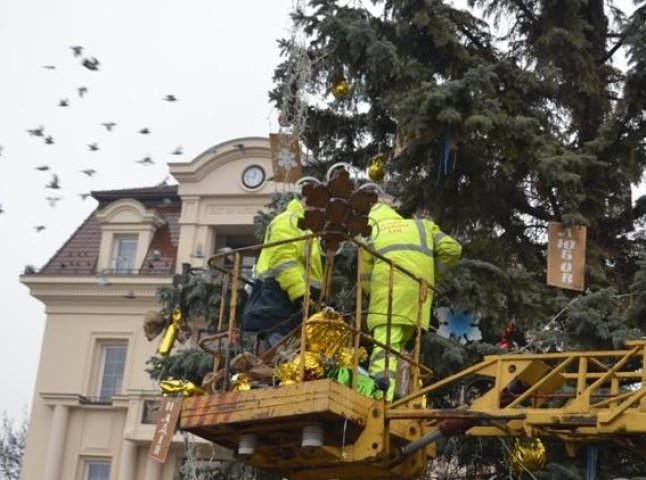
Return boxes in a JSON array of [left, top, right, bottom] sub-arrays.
[[368, 154, 386, 181], [511, 438, 547, 473], [331, 78, 350, 99]]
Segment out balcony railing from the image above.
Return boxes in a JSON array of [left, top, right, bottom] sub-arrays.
[[78, 395, 113, 406]]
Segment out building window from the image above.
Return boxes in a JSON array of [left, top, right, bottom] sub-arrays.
[[85, 461, 110, 480], [98, 343, 127, 402], [111, 234, 138, 273], [218, 234, 258, 277], [141, 399, 160, 424]]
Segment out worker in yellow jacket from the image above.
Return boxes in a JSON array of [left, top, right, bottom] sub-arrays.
[[242, 198, 323, 345], [360, 202, 462, 400]]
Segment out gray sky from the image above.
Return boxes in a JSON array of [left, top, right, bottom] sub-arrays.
[[0, 0, 296, 419]]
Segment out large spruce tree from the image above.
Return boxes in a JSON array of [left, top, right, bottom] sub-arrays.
[[272, 0, 646, 349], [269, 0, 646, 477]]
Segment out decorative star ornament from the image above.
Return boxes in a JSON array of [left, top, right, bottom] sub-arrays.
[[435, 307, 482, 344], [277, 147, 297, 171]]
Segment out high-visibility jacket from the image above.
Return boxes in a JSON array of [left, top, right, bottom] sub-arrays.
[[360, 203, 462, 331], [255, 199, 323, 301]]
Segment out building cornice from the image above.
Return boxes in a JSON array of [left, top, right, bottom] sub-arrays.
[[21, 274, 173, 306], [41, 392, 130, 410], [169, 137, 270, 183]]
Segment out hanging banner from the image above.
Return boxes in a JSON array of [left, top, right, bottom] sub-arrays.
[[270, 133, 302, 183], [547, 222, 587, 292], [149, 397, 182, 463]]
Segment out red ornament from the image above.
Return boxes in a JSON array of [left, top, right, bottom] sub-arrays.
[[278, 111, 290, 127]]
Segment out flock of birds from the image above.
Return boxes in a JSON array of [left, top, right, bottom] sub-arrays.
[[0, 45, 185, 232]]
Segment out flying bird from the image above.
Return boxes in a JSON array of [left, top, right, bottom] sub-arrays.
[[70, 45, 83, 57], [46, 196, 61, 207], [35, 165, 49, 171], [80, 169, 96, 176], [44, 135, 54, 145], [79, 193, 91, 200], [171, 146, 183, 155], [43, 65, 56, 70], [46, 174, 60, 189], [0, 203, 3, 213], [58, 99, 69, 107], [81, 57, 100, 71], [88, 142, 99, 151], [78, 87, 88, 98], [137, 156, 154, 165], [101, 122, 116, 132], [27, 126, 45, 137], [163, 94, 177, 102], [34, 226, 46, 232], [138, 128, 150, 134]]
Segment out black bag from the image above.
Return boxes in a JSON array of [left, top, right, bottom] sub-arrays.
[[241, 278, 300, 335]]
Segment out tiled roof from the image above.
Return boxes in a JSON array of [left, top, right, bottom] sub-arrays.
[[39, 213, 102, 275], [38, 187, 181, 276]]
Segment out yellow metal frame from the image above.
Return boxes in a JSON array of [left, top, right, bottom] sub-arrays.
[[397, 341, 646, 440], [178, 236, 646, 479], [181, 379, 428, 479]]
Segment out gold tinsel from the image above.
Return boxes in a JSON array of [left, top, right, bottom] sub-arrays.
[[274, 309, 357, 386], [231, 373, 252, 391], [275, 351, 325, 385], [511, 438, 547, 473], [304, 309, 347, 356], [160, 378, 205, 397]]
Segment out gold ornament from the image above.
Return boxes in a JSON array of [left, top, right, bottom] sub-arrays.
[[368, 154, 386, 181], [511, 438, 547, 473], [160, 378, 205, 397], [337, 347, 368, 368], [158, 308, 182, 356], [275, 351, 325, 386], [331, 77, 350, 100]]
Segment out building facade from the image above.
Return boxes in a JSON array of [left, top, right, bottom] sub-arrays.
[[20, 137, 279, 480]]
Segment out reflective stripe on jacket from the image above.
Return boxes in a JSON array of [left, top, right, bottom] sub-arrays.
[[360, 203, 461, 331], [255, 199, 323, 301]]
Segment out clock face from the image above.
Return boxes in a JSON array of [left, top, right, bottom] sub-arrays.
[[242, 165, 266, 189]]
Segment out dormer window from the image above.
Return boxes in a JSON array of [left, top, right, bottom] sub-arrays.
[[95, 199, 166, 274], [111, 234, 138, 273]]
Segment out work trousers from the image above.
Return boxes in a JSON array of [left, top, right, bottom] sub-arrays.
[[369, 324, 415, 401]]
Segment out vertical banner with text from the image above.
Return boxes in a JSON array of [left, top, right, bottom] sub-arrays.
[[547, 222, 587, 292], [148, 397, 182, 463]]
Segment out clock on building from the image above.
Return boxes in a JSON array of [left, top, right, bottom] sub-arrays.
[[241, 164, 266, 189]]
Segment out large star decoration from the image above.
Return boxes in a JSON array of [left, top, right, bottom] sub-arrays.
[[435, 307, 482, 344], [277, 147, 297, 171]]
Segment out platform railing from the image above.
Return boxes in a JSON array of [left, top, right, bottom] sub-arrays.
[[203, 232, 437, 399]]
